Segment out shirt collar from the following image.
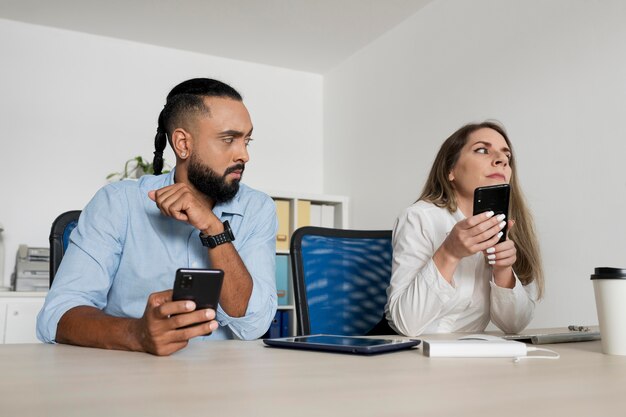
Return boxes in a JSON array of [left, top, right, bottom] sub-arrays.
[[164, 168, 176, 186], [213, 189, 244, 218]]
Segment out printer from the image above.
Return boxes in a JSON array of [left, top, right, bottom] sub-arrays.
[[11, 245, 49, 292]]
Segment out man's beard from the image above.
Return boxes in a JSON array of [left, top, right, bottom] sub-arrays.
[[187, 155, 244, 204]]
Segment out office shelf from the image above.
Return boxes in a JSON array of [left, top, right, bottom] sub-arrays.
[[266, 191, 349, 336]]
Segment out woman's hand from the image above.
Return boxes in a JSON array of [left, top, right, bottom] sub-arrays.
[[485, 220, 517, 288], [442, 211, 507, 260], [433, 211, 507, 283]]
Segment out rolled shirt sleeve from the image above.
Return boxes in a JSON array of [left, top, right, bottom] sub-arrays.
[[215, 194, 278, 340], [490, 273, 536, 334], [37, 185, 127, 343]]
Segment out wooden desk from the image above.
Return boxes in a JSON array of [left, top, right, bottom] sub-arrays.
[[0, 336, 625, 417]]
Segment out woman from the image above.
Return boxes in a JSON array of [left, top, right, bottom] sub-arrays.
[[384, 121, 543, 337]]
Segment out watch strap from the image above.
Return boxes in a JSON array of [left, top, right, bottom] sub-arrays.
[[199, 220, 234, 248]]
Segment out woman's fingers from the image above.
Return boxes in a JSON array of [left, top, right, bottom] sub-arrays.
[[445, 212, 508, 259], [483, 240, 516, 266], [464, 210, 495, 228]]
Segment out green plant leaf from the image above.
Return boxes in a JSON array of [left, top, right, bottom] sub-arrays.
[[107, 155, 168, 181]]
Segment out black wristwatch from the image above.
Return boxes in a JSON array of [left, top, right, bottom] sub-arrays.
[[199, 220, 235, 248]]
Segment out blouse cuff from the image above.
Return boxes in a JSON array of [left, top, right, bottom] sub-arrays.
[[489, 270, 525, 298]]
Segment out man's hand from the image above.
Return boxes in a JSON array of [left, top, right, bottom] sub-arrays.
[[148, 183, 221, 234], [134, 290, 219, 356]]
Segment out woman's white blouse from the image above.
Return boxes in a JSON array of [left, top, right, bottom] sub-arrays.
[[385, 200, 536, 337]]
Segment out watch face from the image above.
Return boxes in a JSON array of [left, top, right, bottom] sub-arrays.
[[223, 220, 235, 240]]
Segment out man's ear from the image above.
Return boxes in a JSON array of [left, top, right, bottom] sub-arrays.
[[172, 128, 191, 159]]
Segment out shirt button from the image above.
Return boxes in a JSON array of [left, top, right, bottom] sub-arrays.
[[191, 262, 198, 268]]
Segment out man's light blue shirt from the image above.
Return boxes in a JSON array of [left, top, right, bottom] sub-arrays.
[[37, 170, 278, 342]]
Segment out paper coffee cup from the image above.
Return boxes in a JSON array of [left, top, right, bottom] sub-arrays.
[[591, 267, 626, 355]]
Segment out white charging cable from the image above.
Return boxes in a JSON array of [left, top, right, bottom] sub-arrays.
[[514, 346, 560, 363]]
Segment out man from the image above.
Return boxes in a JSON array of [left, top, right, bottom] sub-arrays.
[[37, 78, 278, 356]]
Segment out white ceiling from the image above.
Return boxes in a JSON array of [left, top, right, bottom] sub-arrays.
[[0, 0, 433, 73]]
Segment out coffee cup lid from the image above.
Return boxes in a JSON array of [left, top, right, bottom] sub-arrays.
[[590, 267, 626, 280]]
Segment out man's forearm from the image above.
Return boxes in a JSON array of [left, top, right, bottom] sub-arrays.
[[56, 306, 143, 351], [208, 244, 253, 317]]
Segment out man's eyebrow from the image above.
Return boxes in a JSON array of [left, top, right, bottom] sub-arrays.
[[218, 128, 253, 137]]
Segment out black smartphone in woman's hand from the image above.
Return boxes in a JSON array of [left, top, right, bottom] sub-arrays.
[[473, 184, 510, 243]]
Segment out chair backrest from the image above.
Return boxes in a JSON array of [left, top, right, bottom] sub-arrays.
[[49, 210, 81, 286], [290, 226, 393, 336]]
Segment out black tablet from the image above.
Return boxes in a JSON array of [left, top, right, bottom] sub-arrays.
[[263, 334, 420, 355]]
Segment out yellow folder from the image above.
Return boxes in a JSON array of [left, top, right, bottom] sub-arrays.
[[296, 200, 311, 228], [274, 199, 290, 251]]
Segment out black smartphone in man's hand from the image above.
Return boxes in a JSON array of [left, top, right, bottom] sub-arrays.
[[172, 268, 224, 311], [473, 184, 510, 243]]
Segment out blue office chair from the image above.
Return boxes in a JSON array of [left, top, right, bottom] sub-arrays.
[[290, 226, 393, 336], [49, 210, 81, 287]]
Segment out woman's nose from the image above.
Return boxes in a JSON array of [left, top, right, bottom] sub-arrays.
[[493, 152, 508, 166]]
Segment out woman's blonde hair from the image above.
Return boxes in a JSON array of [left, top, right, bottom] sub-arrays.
[[418, 121, 544, 298]]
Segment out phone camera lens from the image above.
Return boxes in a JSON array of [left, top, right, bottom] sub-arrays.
[[181, 275, 193, 289]]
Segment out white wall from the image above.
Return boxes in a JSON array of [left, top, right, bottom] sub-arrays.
[[324, 0, 626, 328], [0, 18, 323, 287]]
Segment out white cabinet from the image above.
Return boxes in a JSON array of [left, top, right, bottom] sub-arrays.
[[0, 292, 46, 344]]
